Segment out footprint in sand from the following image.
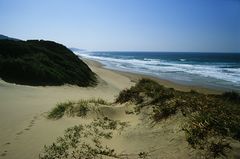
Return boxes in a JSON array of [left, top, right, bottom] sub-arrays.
[[1, 143, 10, 157], [3, 142, 10, 146], [16, 131, 23, 135], [0, 150, 7, 157], [24, 115, 38, 132], [15, 115, 39, 139], [0, 153, 7, 157], [24, 128, 30, 131], [3, 115, 40, 157]]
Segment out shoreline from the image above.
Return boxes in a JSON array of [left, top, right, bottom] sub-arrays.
[[82, 57, 222, 94]]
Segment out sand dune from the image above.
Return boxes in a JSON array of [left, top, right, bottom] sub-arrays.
[[0, 60, 133, 159], [0, 59, 231, 159]]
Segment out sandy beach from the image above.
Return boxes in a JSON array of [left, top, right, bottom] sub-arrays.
[[0, 59, 234, 159]]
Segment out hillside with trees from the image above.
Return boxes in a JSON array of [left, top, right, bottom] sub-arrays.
[[0, 39, 96, 86]]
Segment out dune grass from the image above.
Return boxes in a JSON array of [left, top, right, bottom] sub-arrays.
[[48, 98, 110, 119], [48, 101, 74, 119], [116, 78, 240, 158]]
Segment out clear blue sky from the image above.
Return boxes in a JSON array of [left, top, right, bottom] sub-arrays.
[[1, 0, 239, 52]]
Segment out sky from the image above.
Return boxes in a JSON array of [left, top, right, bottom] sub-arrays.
[[0, 0, 240, 52]]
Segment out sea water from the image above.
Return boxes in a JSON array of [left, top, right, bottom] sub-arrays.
[[75, 51, 240, 92]]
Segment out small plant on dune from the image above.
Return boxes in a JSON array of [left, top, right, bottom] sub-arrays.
[[74, 101, 89, 117], [115, 79, 166, 104], [88, 98, 110, 105], [48, 101, 74, 119], [48, 98, 109, 119], [117, 78, 178, 120], [135, 79, 164, 98], [115, 88, 143, 104], [183, 114, 211, 149], [150, 90, 175, 105], [39, 118, 129, 159], [138, 151, 149, 159], [152, 104, 177, 122], [91, 117, 129, 132]]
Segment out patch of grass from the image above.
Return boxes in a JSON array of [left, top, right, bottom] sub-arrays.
[[88, 98, 109, 105], [74, 101, 89, 117], [48, 98, 109, 119], [48, 101, 74, 119]]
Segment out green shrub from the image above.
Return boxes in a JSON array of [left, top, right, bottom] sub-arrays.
[[0, 40, 97, 86], [116, 78, 175, 105]]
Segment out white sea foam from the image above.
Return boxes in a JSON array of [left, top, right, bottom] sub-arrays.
[[180, 59, 186, 61]]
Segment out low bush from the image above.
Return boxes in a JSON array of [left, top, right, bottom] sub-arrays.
[[39, 118, 129, 159]]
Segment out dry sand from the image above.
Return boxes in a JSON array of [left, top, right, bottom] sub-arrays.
[[0, 59, 222, 159]]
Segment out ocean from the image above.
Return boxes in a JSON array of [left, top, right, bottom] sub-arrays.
[[74, 51, 240, 92]]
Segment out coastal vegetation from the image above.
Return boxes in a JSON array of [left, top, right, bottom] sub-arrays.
[[43, 79, 240, 158], [116, 79, 240, 158], [48, 98, 110, 119], [0, 39, 96, 86], [39, 117, 129, 159]]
